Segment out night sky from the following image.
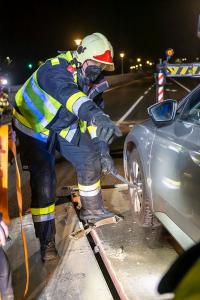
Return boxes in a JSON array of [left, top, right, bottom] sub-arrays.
[[1, 0, 200, 84]]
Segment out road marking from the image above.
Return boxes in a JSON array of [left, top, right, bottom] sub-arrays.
[[165, 88, 178, 92], [116, 84, 153, 125], [170, 78, 191, 92]]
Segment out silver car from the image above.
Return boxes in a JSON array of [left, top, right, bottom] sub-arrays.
[[124, 85, 200, 250]]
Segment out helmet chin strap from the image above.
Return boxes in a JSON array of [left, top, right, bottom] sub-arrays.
[[81, 61, 90, 77]]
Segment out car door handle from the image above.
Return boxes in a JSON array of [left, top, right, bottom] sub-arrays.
[[189, 151, 200, 166]]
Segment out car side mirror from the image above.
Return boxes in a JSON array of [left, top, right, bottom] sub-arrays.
[[148, 99, 178, 126]]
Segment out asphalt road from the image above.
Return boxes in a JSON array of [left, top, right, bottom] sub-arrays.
[[8, 74, 200, 218]]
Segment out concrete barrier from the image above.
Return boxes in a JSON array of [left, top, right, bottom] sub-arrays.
[[7, 72, 144, 104], [105, 72, 143, 87]]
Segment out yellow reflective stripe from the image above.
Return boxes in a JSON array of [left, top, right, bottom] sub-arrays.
[[79, 120, 87, 133], [65, 51, 73, 62], [41, 128, 50, 136], [13, 108, 50, 136], [51, 58, 60, 66], [78, 180, 101, 192], [88, 125, 97, 139], [31, 204, 55, 215], [59, 127, 70, 138], [66, 91, 86, 112], [73, 71, 78, 83], [88, 125, 97, 134], [13, 108, 32, 128]]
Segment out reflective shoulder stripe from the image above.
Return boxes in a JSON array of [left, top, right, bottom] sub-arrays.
[[87, 125, 97, 139], [31, 204, 55, 215], [78, 180, 101, 192], [66, 92, 86, 113], [51, 58, 60, 66]]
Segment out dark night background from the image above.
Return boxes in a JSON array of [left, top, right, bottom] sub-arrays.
[[0, 0, 200, 84]]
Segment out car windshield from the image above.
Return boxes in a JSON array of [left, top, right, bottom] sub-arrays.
[[177, 83, 200, 113]]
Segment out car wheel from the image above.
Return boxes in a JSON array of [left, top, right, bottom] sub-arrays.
[[127, 148, 160, 228]]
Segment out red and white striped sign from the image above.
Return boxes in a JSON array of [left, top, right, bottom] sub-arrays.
[[158, 72, 164, 102]]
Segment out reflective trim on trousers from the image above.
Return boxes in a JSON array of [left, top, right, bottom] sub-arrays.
[[32, 212, 55, 223], [78, 180, 101, 192], [79, 188, 101, 197], [31, 203, 55, 215]]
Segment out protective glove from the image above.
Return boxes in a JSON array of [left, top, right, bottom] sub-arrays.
[[100, 153, 117, 174], [0, 214, 9, 246], [92, 112, 122, 144]]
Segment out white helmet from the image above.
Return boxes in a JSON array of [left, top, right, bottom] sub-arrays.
[[76, 33, 114, 71]]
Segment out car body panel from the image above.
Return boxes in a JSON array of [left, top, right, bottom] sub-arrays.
[[124, 87, 200, 248], [150, 119, 200, 243]]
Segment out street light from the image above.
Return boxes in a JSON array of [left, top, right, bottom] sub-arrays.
[[137, 58, 141, 62], [74, 39, 82, 46], [120, 53, 125, 74]]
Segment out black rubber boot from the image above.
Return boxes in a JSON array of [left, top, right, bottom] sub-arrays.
[[79, 196, 115, 223], [40, 238, 58, 262]]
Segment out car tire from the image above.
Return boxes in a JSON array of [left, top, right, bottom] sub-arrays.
[[127, 148, 160, 228]]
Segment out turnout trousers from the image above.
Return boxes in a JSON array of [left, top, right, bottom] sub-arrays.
[[15, 128, 102, 242]]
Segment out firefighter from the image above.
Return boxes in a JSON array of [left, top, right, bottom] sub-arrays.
[[12, 32, 122, 261], [0, 213, 14, 300]]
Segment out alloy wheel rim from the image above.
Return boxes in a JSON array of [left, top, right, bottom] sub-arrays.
[[129, 160, 143, 213]]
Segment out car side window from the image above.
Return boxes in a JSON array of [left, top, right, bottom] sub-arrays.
[[180, 93, 200, 125]]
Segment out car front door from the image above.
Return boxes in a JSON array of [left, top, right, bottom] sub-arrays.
[[150, 90, 200, 243]]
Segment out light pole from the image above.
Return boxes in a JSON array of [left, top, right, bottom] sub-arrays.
[[120, 53, 125, 74], [74, 39, 82, 46]]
